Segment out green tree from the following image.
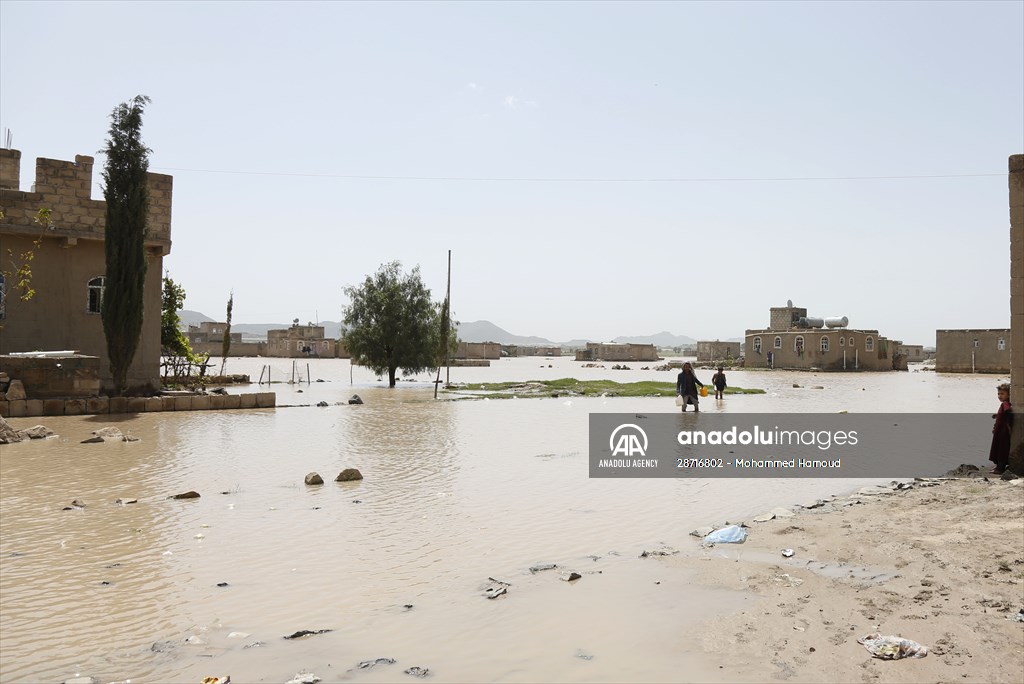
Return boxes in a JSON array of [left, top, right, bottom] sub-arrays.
[[101, 94, 152, 395], [220, 290, 233, 375], [343, 261, 448, 387], [160, 274, 192, 357]]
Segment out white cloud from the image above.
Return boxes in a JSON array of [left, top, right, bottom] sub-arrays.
[[503, 94, 538, 109]]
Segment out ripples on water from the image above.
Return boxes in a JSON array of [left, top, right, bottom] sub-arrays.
[[0, 357, 1007, 681]]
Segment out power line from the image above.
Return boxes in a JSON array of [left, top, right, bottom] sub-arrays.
[[152, 167, 1004, 183]]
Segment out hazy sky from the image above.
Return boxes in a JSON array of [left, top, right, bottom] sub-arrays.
[[1, 1, 1022, 345]]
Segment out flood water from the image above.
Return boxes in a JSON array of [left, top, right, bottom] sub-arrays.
[[0, 357, 1006, 682]]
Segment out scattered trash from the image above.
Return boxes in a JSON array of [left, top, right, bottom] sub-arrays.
[[283, 629, 333, 639], [782, 549, 795, 558], [404, 666, 430, 677], [200, 677, 230, 684], [358, 658, 397, 669], [639, 547, 679, 557], [702, 526, 747, 545], [772, 573, 804, 587], [483, 577, 510, 599], [316, 401, 329, 407], [574, 649, 595, 661], [1009, 609, 1024, 623], [857, 633, 929, 659], [286, 673, 320, 684], [529, 563, 558, 573], [115, 498, 138, 505], [689, 526, 715, 538], [227, 632, 249, 639]]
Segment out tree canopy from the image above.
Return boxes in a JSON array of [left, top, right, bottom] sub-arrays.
[[343, 261, 451, 387], [160, 274, 192, 357], [101, 94, 151, 395]]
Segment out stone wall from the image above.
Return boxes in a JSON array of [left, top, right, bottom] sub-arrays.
[[696, 341, 742, 363], [0, 354, 101, 398]]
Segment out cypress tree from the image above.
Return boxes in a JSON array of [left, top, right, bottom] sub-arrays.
[[101, 95, 152, 395]]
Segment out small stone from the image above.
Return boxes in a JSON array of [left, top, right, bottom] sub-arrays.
[[562, 572, 582, 582], [529, 563, 558, 573], [283, 629, 332, 639], [336, 468, 363, 482], [316, 401, 328, 407], [286, 672, 321, 684], [304, 472, 324, 486], [216, 582, 229, 587], [348, 394, 364, 405], [170, 491, 201, 499]]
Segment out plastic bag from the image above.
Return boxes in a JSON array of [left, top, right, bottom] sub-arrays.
[[675, 396, 684, 407], [702, 525, 747, 545], [857, 633, 929, 659]]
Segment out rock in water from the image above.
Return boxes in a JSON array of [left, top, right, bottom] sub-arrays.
[[348, 394, 364, 405], [170, 491, 201, 499], [336, 468, 363, 482], [304, 472, 324, 485]]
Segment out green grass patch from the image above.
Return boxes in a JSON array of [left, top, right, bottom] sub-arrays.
[[443, 377, 765, 399]]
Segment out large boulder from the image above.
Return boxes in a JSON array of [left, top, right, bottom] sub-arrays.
[[4, 379, 26, 401], [0, 416, 22, 444]]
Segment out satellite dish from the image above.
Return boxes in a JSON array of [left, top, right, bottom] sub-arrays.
[[787, 299, 793, 307]]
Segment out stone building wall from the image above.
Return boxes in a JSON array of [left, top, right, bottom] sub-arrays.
[[0, 149, 172, 392]]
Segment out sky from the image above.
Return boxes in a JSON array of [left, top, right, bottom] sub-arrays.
[[1, 1, 1022, 346]]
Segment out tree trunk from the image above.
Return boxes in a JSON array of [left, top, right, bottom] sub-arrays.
[[388, 366, 397, 388]]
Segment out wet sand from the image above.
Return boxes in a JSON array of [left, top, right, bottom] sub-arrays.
[[674, 475, 1024, 683]]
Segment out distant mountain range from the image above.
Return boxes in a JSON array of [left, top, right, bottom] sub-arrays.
[[179, 311, 701, 347]]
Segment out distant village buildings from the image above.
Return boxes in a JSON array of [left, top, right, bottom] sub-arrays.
[[267, 322, 337, 358], [574, 342, 659, 362], [0, 149, 171, 392], [502, 345, 562, 357], [744, 303, 903, 371], [935, 329, 1010, 373], [696, 340, 741, 364]]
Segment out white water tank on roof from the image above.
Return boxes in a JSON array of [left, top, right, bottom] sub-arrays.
[[824, 316, 849, 328]]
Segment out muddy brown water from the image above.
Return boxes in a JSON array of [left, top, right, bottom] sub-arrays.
[[0, 357, 1004, 682]]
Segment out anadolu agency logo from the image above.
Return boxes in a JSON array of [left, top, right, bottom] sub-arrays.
[[609, 423, 648, 457]]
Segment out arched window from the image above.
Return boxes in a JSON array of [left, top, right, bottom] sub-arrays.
[[848, 336, 855, 347], [820, 336, 829, 352], [794, 335, 804, 353], [0, 272, 5, 319], [753, 336, 762, 354], [774, 336, 782, 349], [865, 336, 874, 352], [87, 276, 105, 314], [839, 336, 845, 347], [998, 338, 1006, 351]]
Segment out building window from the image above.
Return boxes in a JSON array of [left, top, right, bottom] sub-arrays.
[[774, 336, 782, 349], [865, 336, 874, 352], [820, 336, 829, 352], [998, 338, 1006, 351], [848, 336, 855, 347], [753, 337, 762, 354], [795, 336, 804, 353], [972, 338, 979, 348], [0, 272, 5, 319], [87, 276, 105, 314], [839, 336, 845, 347]]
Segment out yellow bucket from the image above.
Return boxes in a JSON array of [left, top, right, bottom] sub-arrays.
[[699, 386, 708, 397]]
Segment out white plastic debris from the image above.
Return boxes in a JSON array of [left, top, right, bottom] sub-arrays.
[[702, 525, 747, 545], [782, 548, 795, 558], [857, 633, 929, 659]]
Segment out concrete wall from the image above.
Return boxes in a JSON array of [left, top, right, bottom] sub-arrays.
[[1009, 154, 1024, 471], [0, 149, 171, 392], [455, 342, 501, 359], [189, 341, 267, 357], [1, 391, 276, 417], [935, 329, 1011, 373], [696, 341, 741, 362], [503, 345, 562, 357], [744, 329, 894, 371]]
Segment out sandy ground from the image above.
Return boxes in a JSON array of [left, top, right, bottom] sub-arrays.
[[672, 474, 1024, 683]]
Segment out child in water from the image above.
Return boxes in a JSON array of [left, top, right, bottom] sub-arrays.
[[989, 383, 1012, 475], [711, 366, 727, 400]]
